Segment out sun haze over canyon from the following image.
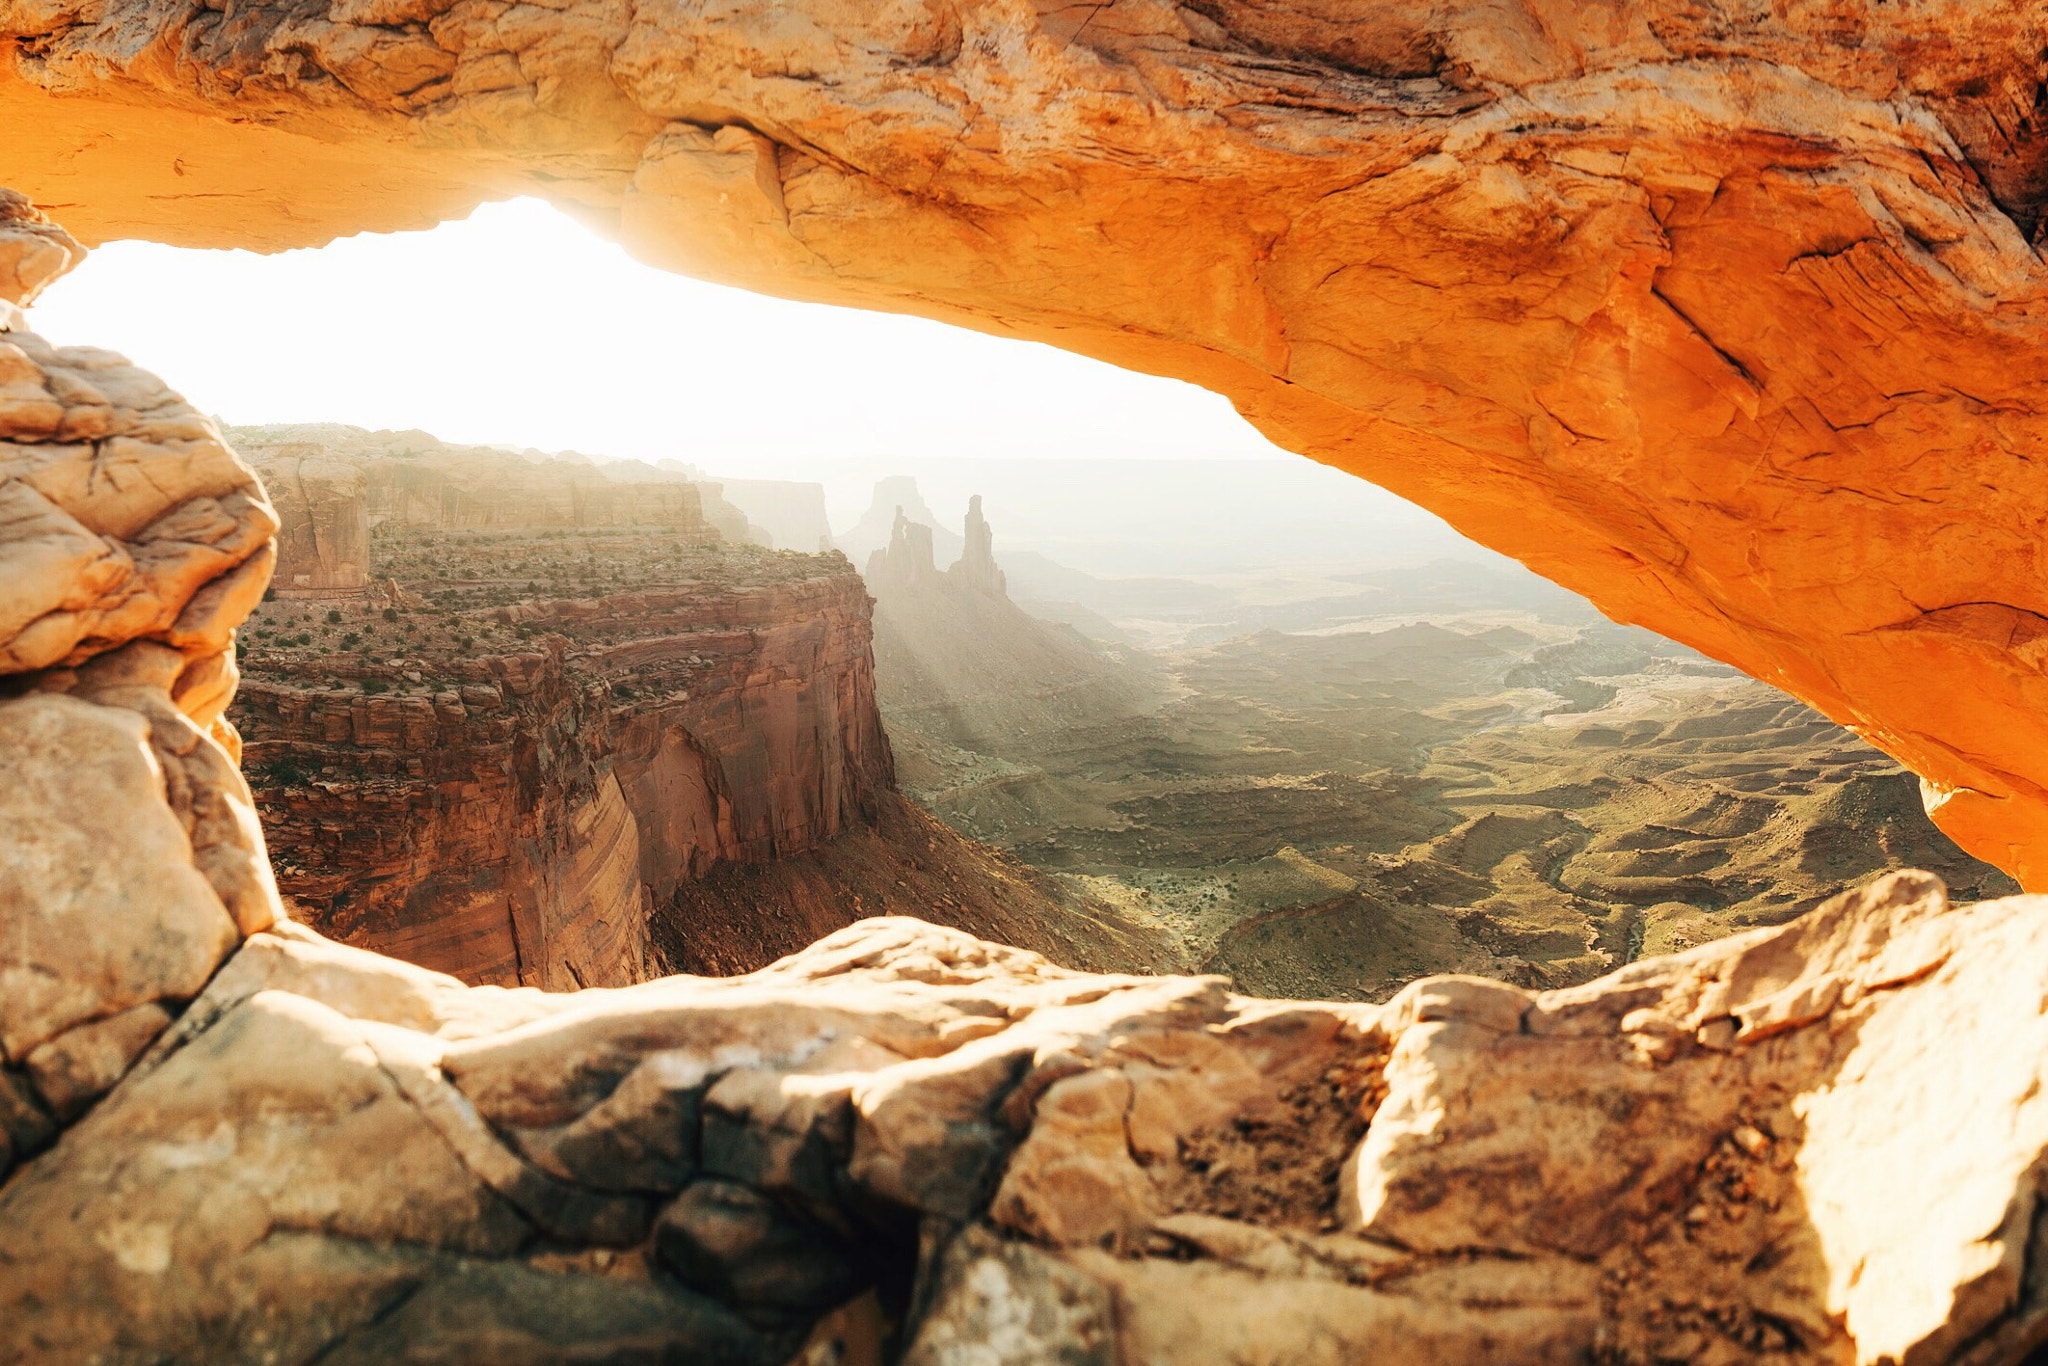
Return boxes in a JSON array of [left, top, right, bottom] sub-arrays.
[[8, 1, 2048, 1358]]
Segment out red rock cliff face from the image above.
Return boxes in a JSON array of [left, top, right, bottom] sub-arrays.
[[231, 573, 892, 988]]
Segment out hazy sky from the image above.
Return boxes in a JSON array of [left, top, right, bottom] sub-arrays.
[[29, 197, 1292, 475]]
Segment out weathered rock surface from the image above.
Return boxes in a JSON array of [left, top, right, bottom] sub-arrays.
[[246, 446, 373, 597], [0, 209, 284, 1167], [0, 188, 81, 309], [9, 0, 2048, 881], [236, 575, 896, 987], [11, 860, 2048, 1365]]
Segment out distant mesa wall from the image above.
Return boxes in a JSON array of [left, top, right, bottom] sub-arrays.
[[371, 458, 712, 531], [231, 424, 725, 536], [714, 477, 833, 551], [246, 447, 372, 598], [691, 480, 772, 546]]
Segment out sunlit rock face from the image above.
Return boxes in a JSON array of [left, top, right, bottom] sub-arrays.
[[6, 0, 2048, 880], [0, 205, 284, 1154]]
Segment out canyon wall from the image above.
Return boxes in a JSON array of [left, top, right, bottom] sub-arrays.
[[9, 0, 2048, 881], [227, 437, 1167, 987], [232, 425, 722, 535], [715, 477, 834, 553], [251, 447, 372, 598], [237, 569, 893, 989], [220, 427, 887, 986]]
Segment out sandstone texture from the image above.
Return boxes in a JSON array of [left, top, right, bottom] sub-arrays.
[[9, 0, 2048, 882], [13, 855, 2048, 1364], [0, 210, 284, 1171], [248, 446, 373, 597]]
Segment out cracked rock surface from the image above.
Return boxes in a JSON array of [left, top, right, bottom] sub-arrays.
[[7, 0, 2048, 881], [12, 848, 2048, 1362]]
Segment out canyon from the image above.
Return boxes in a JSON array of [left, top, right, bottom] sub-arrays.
[[869, 486, 2017, 999], [5, 255, 2048, 1352], [226, 427, 1163, 986]]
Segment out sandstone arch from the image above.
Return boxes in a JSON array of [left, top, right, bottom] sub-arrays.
[[7, 0, 2048, 881]]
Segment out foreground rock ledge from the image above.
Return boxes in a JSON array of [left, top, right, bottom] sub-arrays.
[[4, 876, 2048, 1365]]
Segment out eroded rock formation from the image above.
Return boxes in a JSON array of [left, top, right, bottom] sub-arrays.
[[8, 201, 2048, 1365], [238, 572, 895, 986], [866, 496, 1154, 754], [0, 206, 283, 1150], [249, 446, 373, 597], [8, 0, 2048, 880], [842, 479, 962, 570], [953, 495, 1005, 599]]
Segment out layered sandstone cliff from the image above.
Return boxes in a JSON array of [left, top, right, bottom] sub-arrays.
[[232, 424, 727, 535], [250, 447, 373, 597], [235, 563, 893, 988], [11, 195, 2048, 1366], [8, 0, 2048, 881]]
